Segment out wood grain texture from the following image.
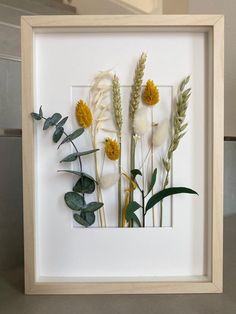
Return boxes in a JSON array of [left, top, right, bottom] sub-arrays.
[[21, 14, 224, 295], [21, 17, 35, 294], [211, 16, 224, 292], [22, 14, 222, 27]]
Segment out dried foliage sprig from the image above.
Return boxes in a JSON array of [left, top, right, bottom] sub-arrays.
[[126, 168, 198, 228], [162, 76, 191, 190], [31, 107, 102, 228], [129, 53, 147, 123], [129, 53, 147, 225], [112, 74, 123, 226], [88, 70, 114, 227], [112, 74, 123, 136], [142, 79, 160, 106], [159, 76, 191, 226]]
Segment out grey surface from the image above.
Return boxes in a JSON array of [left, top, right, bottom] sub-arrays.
[[0, 137, 23, 270], [0, 59, 21, 129], [224, 141, 236, 216], [0, 215, 235, 314]]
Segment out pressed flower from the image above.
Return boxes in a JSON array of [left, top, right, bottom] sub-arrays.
[[133, 107, 149, 136], [152, 119, 169, 147], [142, 80, 160, 106], [105, 138, 120, 161], [75, 99, 92, 128], [99, 173, 120, 189]]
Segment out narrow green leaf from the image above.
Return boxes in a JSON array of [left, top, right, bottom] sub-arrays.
[[131, 169, 142, 179], [73, 176, 95, 194], [39, 106, 43, 118], [147, 168, 157, 195], [57, 116, 68, 128], [131, 213, 141, 227], [43, 117, 53, 130], [146, 187, 198, 211], [52, 126, 64, 143], [73, 213, 89, 227], [125, 201, 141, 221], [64, 192, 84, 211], [58, 128, 84, 148], [83, 202, 103, 213], [60, 153, 78, 163], [31, 112, 41, 120], [78, 149, 99, 157], [51, 113, 62, 124]]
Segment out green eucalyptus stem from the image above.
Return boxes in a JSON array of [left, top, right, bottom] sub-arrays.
[[42, 116, 83, 172]]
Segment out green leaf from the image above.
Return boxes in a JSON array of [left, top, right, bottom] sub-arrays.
[[82, 202, 103, 213], [147, 168, 157, 195], [60, 153, 78, 163], [31, 112, 41, 120], [146, 187, 198, 211], [64, 192, 84, 211], [73, 176, 95, 194], [58, 128, 84, 147], [73, 213, 89, 227], [52, 126, 64, 143], [80, 212, 96, 226], [51, 113, 62, 124], [77, 149, 99, 157], [58, 170, 96, 183], [43, 117, 53, 130], [39, 106, 43, 118], [131, 213, 141, 227], [57, 116, 68, 128], [125, 201, 141, 221], [131, 169, 142, 179]]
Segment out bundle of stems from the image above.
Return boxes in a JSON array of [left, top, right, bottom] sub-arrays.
[[89, 71, 113, 227], [160, 76, 191, 226], [129, 53, 147, 215], [112, 74, 123, 227]]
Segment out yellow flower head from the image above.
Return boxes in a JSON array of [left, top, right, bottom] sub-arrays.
[[142, 80, 160, 106], [105, 138, 120, 161], [75, 99, 92, 128]]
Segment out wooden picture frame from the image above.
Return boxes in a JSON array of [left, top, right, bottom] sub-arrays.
[[21, 15, 224, 294]]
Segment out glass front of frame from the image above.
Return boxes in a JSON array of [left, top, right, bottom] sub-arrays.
[[33, 27, 212, 281]]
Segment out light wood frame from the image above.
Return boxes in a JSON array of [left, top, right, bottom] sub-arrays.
[[21, 15, 224, 295]]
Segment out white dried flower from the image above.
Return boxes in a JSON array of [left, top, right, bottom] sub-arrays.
[[152, 119, 169, 147], [133, 107, 149, 136], [99, 173, 120, 190]]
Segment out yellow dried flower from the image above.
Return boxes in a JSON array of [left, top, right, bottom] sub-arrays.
[[75, 99, 92, 128], [142, 80, 160, 106], [105, 138, 120, 161]]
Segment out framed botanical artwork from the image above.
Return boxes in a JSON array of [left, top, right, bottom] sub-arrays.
[[21, 15, 224, 294]]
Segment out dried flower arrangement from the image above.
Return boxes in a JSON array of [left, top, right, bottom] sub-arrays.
[[31, 53, 198, 228]]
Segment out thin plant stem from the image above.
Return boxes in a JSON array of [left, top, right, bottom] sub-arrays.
[[118, 138, 122, 227]]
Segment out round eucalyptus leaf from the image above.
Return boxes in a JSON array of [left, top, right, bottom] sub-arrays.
[[80, 212, 96, 226], [83, 202, 103, 213], [73, 213, 89, 227], [73, 176, 95, 194], [53, 126, 64, 143], [64, 192, 84, 211]]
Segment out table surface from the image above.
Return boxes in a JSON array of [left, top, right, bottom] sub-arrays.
[[0, 215, 236, 314]]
